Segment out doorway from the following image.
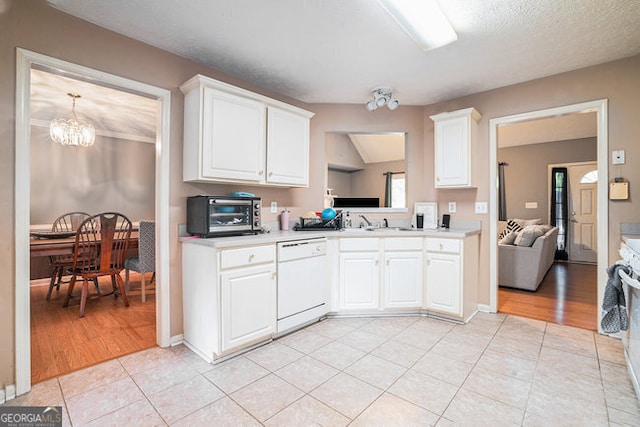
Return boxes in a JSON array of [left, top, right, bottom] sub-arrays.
[[488, 100, 608, 333], [15, 49, 171, 395]]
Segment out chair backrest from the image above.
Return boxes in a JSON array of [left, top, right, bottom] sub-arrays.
[[52, 212, 91, 232], [138, 220, 156, 273], [73, 212, 132, 275]]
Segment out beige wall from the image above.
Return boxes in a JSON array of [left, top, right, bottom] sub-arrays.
[[422, 53, 640, 308], [2, 0, 639, 390], [498, 138, 597, 220], [30, 128, 156, 224]]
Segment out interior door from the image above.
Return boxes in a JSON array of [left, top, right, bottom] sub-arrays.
[[568, 163, 597, 263]]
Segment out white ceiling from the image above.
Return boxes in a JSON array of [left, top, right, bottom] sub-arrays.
[[45, 0, 640, 106], [348, 133, 405, 164]]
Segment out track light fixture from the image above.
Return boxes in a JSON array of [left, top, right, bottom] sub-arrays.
[[365, 87, 399, 112]]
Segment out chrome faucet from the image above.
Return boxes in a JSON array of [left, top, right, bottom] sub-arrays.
[[359, 214, 372, 227]]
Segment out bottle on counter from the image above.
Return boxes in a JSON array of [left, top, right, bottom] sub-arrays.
[[343, 211, 352, 228], [280, 208, 290, 231]]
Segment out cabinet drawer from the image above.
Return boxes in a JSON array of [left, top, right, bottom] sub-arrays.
[[426, 238, 460, 254], [339, 238, 380, 252], [220, 245, 276, 269], [385, 237, 423, 251]]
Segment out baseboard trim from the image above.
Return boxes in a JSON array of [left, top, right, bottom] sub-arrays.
[[477, 304, 494, 313], [170, 334, 184, 347]]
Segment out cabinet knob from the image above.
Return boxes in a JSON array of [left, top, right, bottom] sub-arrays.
[[439, 243, 444, 250], [386, 260, 390, 266], [268, 171, 273, 177], [248, 254, 255, 262], [259, 170, 264, 176]]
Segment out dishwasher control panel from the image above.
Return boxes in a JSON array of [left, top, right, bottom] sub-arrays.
[[277, 238, 327, 262]]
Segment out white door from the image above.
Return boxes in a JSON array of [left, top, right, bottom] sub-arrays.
[[384, 251, 423, 308], [425, 252, 461, 316], [202, 87, 266, 182], [266, 106, 309, 186], [568, 163, 597, 263], [221, 264, 276, 352], [339, 252, 380, 310]]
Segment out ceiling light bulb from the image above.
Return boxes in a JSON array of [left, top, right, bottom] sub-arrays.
[[387, 99, 399, 110], [376, 95, 388, 107], [366, 100, 377, 112]]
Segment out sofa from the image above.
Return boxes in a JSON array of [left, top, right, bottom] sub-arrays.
[[498, 223, 559, 291]]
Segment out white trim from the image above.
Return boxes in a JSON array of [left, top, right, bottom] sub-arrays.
[[170, 334, 185, 346], [477, 304, 493, 313], [15, 48, 172, 395], [489, 100, 608, 333]]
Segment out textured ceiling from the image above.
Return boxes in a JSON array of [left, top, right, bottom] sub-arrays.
[[45, 0, 640, 106]]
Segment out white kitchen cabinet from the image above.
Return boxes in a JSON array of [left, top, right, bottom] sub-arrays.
[[199, 87, 266, 183], [425, 235, 479, 321], [221, 263, 276, 352], [180, 74, 314, 186], [181, 242, 276, 362], [339, 238, 380, 310], [430, 107, 481, 188], [266, 106, 309, 186], [383, 237, 423, 309]]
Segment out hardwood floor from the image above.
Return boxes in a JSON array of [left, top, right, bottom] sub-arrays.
[[498, 261, 598, 331], [30, 273, 156, 384]]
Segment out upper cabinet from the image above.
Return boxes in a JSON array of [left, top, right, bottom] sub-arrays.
[[180, 75, 314, 187], [430, 107, 481, 188]]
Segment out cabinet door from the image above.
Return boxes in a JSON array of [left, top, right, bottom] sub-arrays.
[[202, 87, 266, 182], [221, 264, 276, 352], [339, 252, 379, 310], [384, 251, 423, 308], [434, 116, 470, 187], [266, 106, 309, 186], [425, 252, 461, 316]]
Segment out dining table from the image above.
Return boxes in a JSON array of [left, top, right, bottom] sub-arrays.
[[30, 230, 140, 258]]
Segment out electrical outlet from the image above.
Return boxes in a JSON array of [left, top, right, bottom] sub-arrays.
[[270, 201, 278, 213], [612, 150, 625, 165], [474, 202, 487, 214], [448, 202, 456, 213]]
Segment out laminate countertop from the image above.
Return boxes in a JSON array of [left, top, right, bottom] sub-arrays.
[[180, 225, 481, 249]]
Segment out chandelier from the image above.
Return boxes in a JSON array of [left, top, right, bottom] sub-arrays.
[[49, 93, 95, 147], [365, 87, 399, 112]]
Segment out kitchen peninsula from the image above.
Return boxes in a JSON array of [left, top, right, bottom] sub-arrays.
[[181, 223, 480, 363]]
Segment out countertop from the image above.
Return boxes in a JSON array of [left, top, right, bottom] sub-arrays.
[[180, 225, 482, 249]]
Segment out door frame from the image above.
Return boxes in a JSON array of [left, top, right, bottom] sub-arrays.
[[488, 100, 608, 332], [15, 48, 172, 395]]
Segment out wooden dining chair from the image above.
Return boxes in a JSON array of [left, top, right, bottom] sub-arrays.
[[124, 220, 155, 303], [46, 211, 91, 300], [63, 212, 132, 317]]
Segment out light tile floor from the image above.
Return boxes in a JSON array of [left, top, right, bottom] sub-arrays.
[[5, 312, 640, 426]]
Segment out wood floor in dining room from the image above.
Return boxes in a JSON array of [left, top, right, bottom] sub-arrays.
[[30, 273, 156, 384], [498, 261, 598, 331]]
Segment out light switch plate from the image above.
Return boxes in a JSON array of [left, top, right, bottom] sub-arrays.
[[448, 202, 456, 213], [270, 201, 278, 213], [613, 150, 625, 165], [474, 202, 487, 214]]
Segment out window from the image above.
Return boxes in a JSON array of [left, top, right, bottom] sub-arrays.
[[580, 170, 598, 184], [391, 173, 405, 208], [550, 168, 568, 260]]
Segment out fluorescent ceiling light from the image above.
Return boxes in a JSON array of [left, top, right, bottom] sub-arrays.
[[378, 0, 457, 51]]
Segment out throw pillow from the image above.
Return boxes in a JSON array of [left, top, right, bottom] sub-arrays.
[[499, 230, 518, 245], [514, 225, 546, 247], [503, 219, 523, 237]]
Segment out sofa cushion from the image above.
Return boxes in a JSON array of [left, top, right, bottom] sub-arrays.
[[499, 230, 518, 245], [514, 224, 548, 247], [514, 218, 542, 226]]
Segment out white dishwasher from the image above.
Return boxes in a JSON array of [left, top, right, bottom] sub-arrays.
[[277, 237, 328, 334]]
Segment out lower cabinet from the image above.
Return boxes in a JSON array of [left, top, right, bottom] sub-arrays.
[[425, 251, 461, 315], [338, 237, 423, 312], [220, 263, 276, 352], [182, 242, 276, 363], [339, 245, 380, 310], [424, 236, 478, 321]]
